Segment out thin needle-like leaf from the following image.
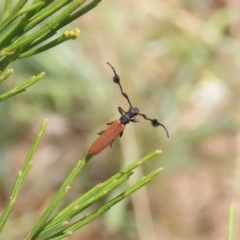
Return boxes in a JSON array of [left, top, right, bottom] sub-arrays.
[[28, 154, 92, 239], [0, 119, 48, 234], [227, 203, 236, 240], [0, 72, 45, 102]]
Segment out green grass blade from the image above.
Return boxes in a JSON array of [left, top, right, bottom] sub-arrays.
[[19, 28, 80, 59], [227, 203, 236, 240], [0, 68, 13, 84], [1, 0, 85, 55], [38, 171, 133, 238], [47, 167, 164, 240], [40, 150, 162, 236], [59, 0, 102, 27], [24, 0, 71, 31], [28, 154, 92, 239], [0, 72, 45, 102], [0, 118, 48, 234], [17, 2, 46, 16], [11, 0, 28, 16], [1, 0, 12, 22]]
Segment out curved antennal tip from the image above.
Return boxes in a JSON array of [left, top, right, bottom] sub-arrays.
[[106, 62, 120, 84], [151, 119, 169, 138], [138, 113, 169, 138]]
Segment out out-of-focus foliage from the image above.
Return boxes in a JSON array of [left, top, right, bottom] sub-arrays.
[[0, 0, 239, 240]]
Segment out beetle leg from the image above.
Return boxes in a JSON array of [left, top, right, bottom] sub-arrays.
[[106, 121, 113, 125], [118, 106, 126, 115], [119, 131, 124, 137], [97, 130, 105, 135], [130, 118, 139, 123]]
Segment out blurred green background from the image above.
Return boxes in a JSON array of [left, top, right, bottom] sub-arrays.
[[0, 0, 239, 239]]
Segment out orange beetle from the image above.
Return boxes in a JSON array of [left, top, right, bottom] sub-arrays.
[[88, 63, 169, 157]]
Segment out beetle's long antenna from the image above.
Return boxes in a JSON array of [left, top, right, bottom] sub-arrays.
[[138, 113, 169, 138], [106, 62, 132, 107]]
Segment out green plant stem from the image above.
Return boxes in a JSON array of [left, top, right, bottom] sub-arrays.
[[227, 203, 235, 240], [18, 1, 46, 16], [11, 0, 28, 16], [24, 0, 101, 52], [36, 150, 162, 238], [24, 0, 71, 31], [1, 0, 12, 22], [0, 18, 19, 43], [0, 68, 13, 84], [29, 154, 92, 239], [0, 0, 102, 71], [0, 72, 45, 102], [0, 119, 48, 235], [0, 1, 47, 35], [39, 171, 133, 238], [48, 167, 164, 240], [19, 28, 80, 59], [0, 18, 23, 50], [59, 0, 102, 28], [1, 0, 85, 55], [0, 56, 16, 72]]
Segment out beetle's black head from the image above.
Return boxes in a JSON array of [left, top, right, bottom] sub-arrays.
[[129, 107, 139, 117], [119, 107, 139, 125], [107, 62, 169, 138]]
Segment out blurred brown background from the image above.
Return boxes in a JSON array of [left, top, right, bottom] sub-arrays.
[[0, 0, 239, 239]]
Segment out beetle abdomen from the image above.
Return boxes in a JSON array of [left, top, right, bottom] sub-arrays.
[[88, 120, 125, 157]]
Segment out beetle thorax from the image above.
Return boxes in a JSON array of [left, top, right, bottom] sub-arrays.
[[120, 107, 139, 125]]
